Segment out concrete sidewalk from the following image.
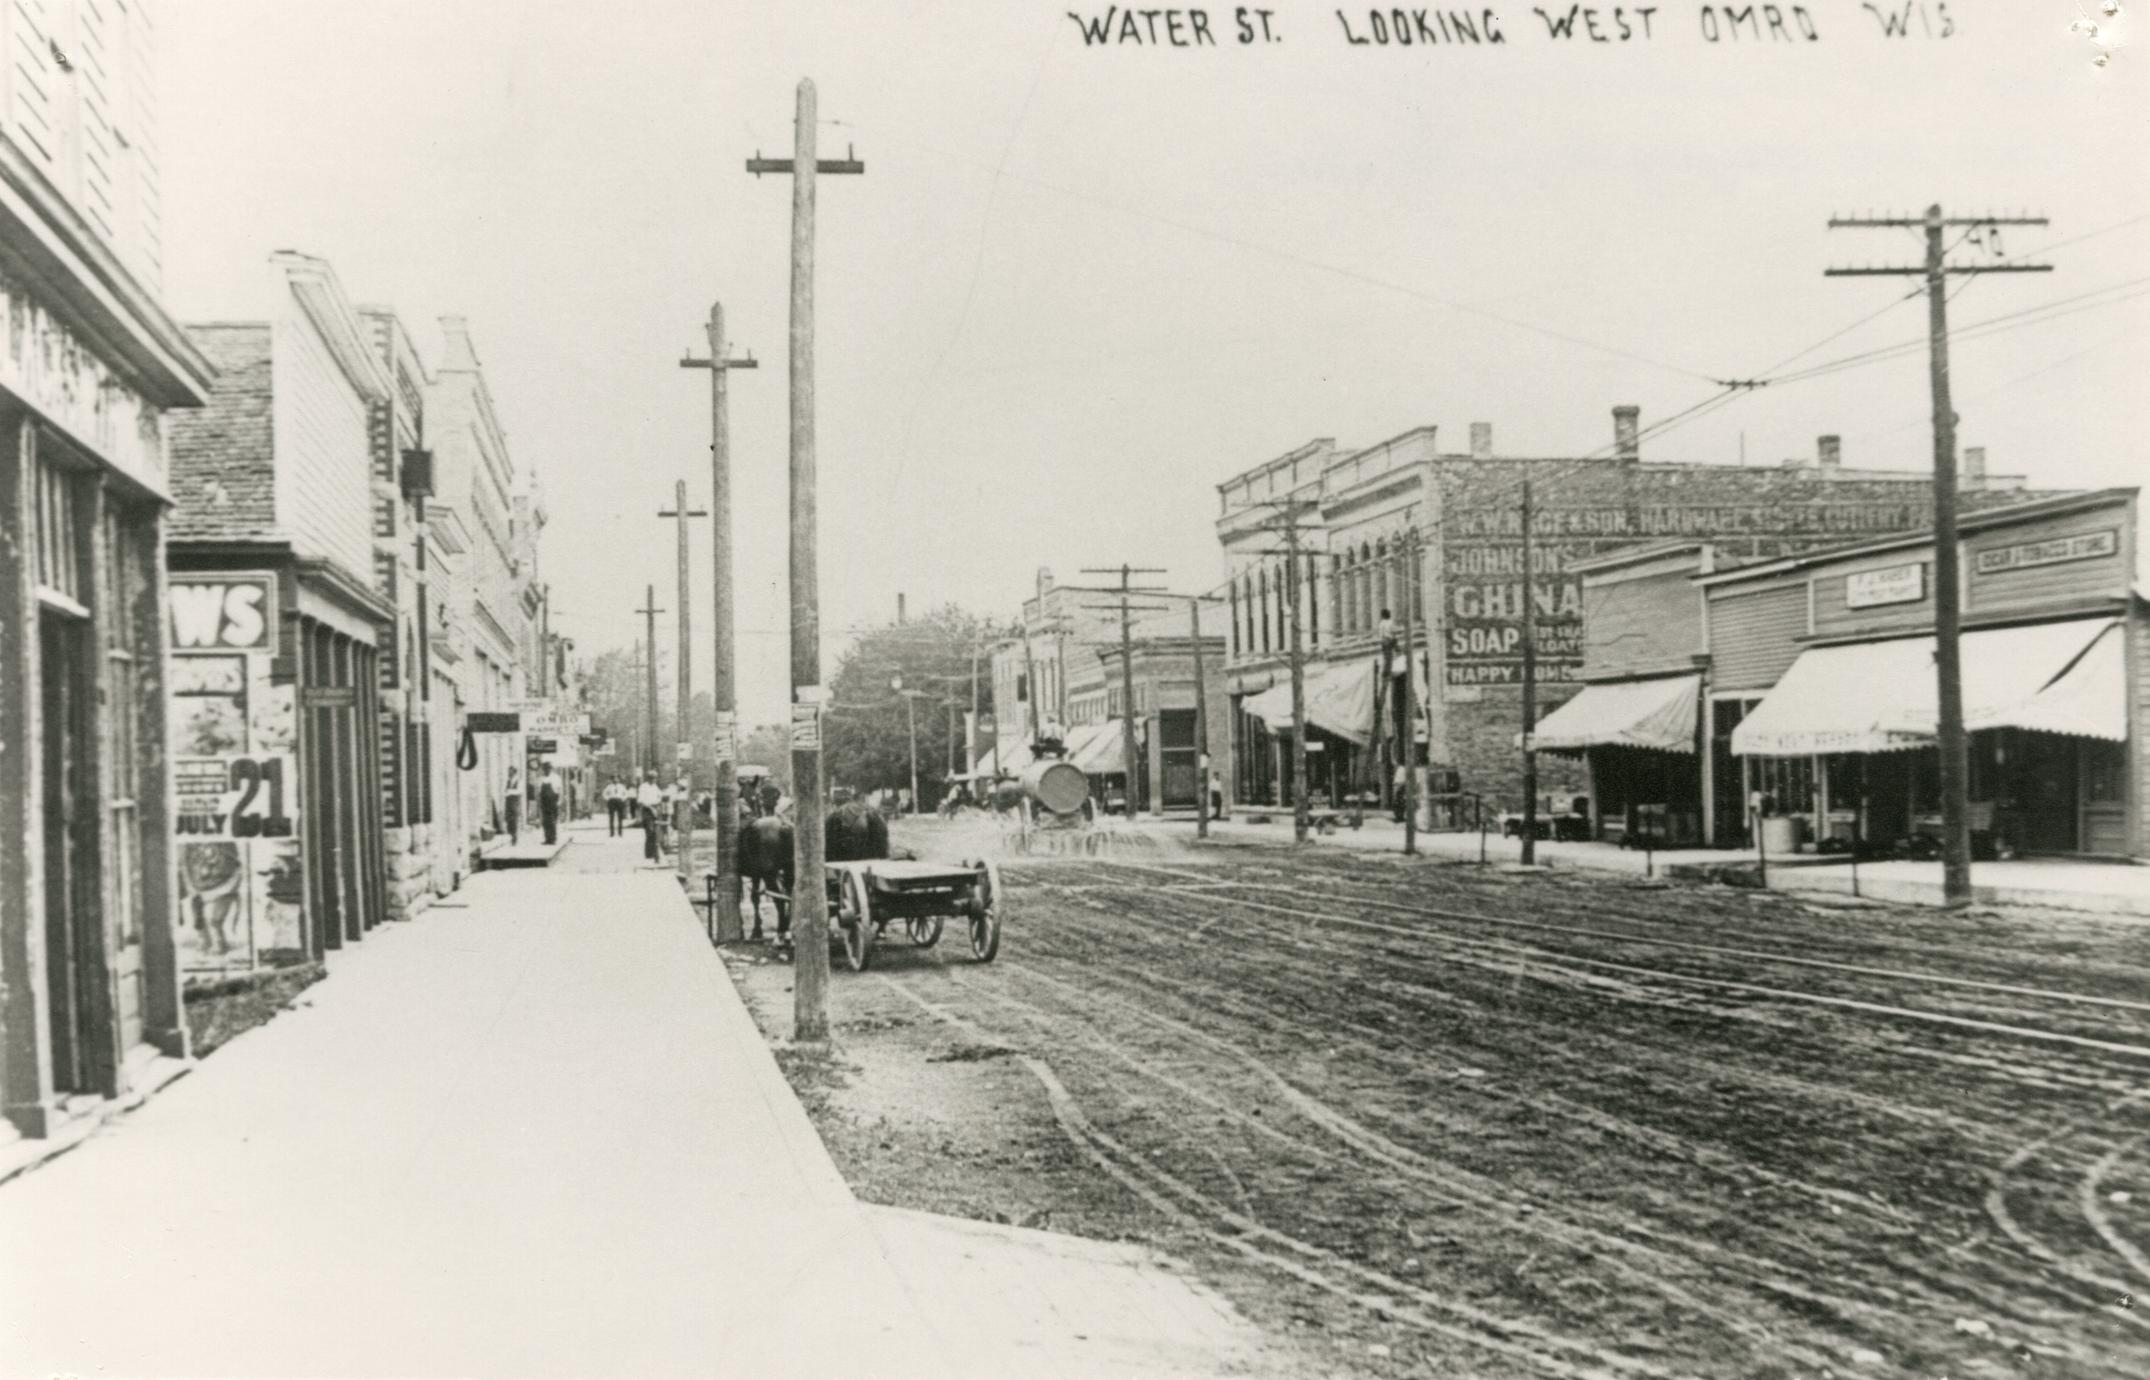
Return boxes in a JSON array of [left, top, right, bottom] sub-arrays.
[[1185, 814, 2150, 916], [0, 824, 1262, 1379]]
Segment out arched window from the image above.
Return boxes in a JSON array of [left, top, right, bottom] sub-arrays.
[[1327, 555, 1343, 643], [1373, 538, 1390, 630], [1264, 554, 1281, 649], [1306, 556, 1320, 647], [1356, 544, 1374, 633], [1341, 551, 1357, 634], [1257, 568, 1270, 654], [1228, 576, 1241, 658]]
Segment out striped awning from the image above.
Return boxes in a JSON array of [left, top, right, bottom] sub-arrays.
[[1527, 674, 1699, 754], [1733, 617, 2118, 757], [1242, 658, 1378, 747]]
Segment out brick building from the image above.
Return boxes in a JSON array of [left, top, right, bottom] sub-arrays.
[[424, 317, 532, 865], [1215, 411, 2041, 814], [167, 253, 395, 969], [983, 575, 1228, 814], [0, 0, 214, 1145], [358, 307, 457, 913]]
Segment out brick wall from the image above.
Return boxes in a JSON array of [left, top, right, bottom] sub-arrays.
[[167, 325, 275, 541]]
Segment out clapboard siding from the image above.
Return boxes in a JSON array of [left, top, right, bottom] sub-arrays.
[[1966, 505, 2131, 616], [1584, 568, 1704, 680], [1810, 553, 1934, 640], [1709, 583, 1809, 691]]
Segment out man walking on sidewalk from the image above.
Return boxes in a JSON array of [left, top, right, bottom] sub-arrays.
[[637, 771, 665, 863], [604, 781, 625, 837], [538, 762, 562, 846]]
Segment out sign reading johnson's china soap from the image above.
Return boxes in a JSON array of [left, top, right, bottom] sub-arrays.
[[1974, 529, 2118, 577], [1845, 563, 1925, 610], [169, 573, 279, 652]]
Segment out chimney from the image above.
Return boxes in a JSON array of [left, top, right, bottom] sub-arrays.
[[1962, 446, 1987, 489], [897, 592, 907, 625], [1469, 422, 1493, 459], [1817, 435, 1841, 471], [1613, 405, 1640, 461]]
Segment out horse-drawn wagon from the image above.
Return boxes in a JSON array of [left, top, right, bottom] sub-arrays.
[[723, 802, 1005, 970], [824, 856, 1003, 972]]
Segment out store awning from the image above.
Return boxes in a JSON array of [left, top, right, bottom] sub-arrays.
[[1733, 617, 2117, 757], [1528, 674, 1700, 754], [1968, 620, 2125, 741], [1069, 720, 1136, 775], [1242, 658, 1378, 746]]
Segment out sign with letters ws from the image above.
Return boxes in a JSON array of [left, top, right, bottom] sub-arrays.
[[1845, 563, 1925, 610], [169, 572, 278, 652]]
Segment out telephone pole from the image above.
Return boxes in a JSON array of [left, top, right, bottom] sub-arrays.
[[1234, 501, 1318, 843], [1189, 593, 1212, 840], [658, 481, 708, 884], [1083, 565, 1170, 816], [1828, 205, 2052, 907], [1519, 480, 1539, 867], [635, 586, 664, 777], [748, 79, 863, 1042], [1399, 529, 1420, 857], [680, 303, 758, 941]]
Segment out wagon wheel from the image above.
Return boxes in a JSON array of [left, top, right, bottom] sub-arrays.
[[969, 860, 1003, 963], [839, 870, 874, 973], [907, 914, 944, 948]]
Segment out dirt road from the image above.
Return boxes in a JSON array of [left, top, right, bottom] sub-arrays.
[[724, 828, 2150, 1378]]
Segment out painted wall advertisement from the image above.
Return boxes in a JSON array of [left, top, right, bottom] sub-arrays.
[[169, 573, 304, 972], [1441, 500, 1928, 689]]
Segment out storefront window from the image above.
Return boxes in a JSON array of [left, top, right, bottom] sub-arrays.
[[2085, 740, 2128, 803], [1750, 755, 1815, 816]]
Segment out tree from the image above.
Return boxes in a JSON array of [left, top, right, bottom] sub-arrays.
[[579, 644, 675, 780], [739, 724, 792, 795], [823, 605, 996, 807]]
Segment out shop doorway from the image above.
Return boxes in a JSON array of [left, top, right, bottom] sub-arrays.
[[2014, 739, 2080, 855], [1158, 709, 1199, 808], [39, 609, 106, 1097]]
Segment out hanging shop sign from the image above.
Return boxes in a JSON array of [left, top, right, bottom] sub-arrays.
[[465, 710, 521, 733], [1845, 562, 1925, 609]]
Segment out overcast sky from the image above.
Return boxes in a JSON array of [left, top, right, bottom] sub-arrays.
[[160, 1, 2145, 723]]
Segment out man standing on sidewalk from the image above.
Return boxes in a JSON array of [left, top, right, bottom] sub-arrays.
[[538, 762, 562, 846], [603, 780, 624, 837], [637, 771, 665, 864]]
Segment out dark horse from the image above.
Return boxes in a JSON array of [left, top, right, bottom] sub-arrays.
[[737, 802, 891, 940]]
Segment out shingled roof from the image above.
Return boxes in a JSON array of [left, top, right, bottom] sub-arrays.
[[167, 324, 276, 542]]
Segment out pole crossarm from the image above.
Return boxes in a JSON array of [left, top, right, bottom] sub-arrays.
[[657, 507, 710, 519], [1825, 200, 2053, 906], [1824, 265, 2054, 276], [679, 353, 760, 371], [747, 152, 865, 176], [1827, 214, 2049, 228]]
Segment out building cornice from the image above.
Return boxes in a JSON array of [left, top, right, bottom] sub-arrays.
[[0, 136, 213, 407], [274, 253, 391, 403]]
